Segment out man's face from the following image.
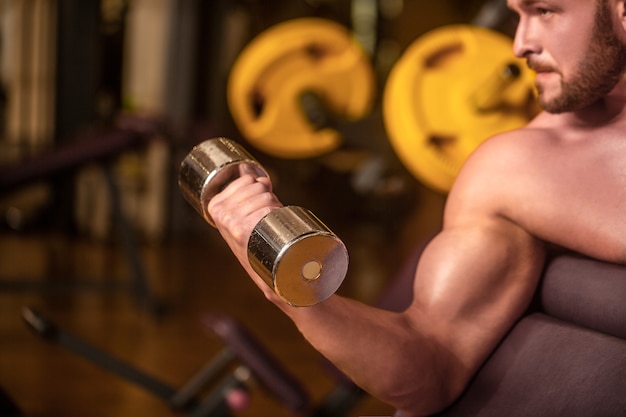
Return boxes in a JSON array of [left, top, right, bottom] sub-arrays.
[[539, 0, 626, 112], [510, 0, 626, 113]]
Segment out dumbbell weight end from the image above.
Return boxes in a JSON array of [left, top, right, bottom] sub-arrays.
[[249, 205, 348, 306], [178, 137, 268, 227]]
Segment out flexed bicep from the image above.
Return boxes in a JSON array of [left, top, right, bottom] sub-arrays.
[[407, 217, 545, 376]]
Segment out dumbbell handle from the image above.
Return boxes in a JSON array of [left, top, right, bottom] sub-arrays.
[[178, 138, 349, 306]]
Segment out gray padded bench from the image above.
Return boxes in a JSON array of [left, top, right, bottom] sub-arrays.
[[434, 253, 626, 416]]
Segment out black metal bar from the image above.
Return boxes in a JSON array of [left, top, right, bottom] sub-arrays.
[[188, 367, 251, 417], [22, 307, 176, 401], [102, 165, 159, 313], [170, 348, 236, 409]]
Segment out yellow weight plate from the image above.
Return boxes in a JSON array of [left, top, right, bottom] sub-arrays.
[[228, 18, 375, 159], [383, 24, 538, 193]]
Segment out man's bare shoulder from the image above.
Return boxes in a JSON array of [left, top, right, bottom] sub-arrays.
[[448, 113, 626, 263], [462, 113, 560, 173], [445, 121, 554, 221]]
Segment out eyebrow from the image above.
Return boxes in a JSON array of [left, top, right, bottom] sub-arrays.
[[509, 0, 545, 8]]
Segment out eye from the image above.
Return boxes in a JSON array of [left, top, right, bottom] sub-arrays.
[[537, 7, 553, 17]]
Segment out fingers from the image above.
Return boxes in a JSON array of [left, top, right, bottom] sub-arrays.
[[213, 175, 277, 212], [208, 174, 282, 244]]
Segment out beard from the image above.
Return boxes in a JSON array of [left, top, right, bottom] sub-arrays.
[[536, 0, 626, 113]]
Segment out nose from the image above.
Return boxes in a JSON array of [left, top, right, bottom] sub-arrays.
[[512, 17, 541, 58]]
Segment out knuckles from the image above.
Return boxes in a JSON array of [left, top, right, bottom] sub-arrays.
[[207, 176, 281, 244]]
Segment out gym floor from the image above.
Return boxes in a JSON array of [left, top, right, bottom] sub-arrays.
[[0, 182, 445, 417]]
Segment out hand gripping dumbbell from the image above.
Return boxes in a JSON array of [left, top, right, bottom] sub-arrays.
[[178, 137, 349, 306]]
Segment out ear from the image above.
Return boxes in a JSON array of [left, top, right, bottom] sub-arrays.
[[619, 0, 626, 30], [612, 0, 626, 38]]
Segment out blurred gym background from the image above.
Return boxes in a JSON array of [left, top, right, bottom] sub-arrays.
[[0, 1, 533, 416]]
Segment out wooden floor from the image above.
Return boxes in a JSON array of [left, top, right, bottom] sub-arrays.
[[0, 187, 445, 417]]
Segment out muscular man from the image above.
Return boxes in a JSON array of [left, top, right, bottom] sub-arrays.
[[208, 0, 626, 415]]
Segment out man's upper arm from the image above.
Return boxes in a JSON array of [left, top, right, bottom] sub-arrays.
[[406, 135, 546, 385]]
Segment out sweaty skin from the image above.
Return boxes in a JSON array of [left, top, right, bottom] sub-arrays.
[[208, 0, 626, 415]]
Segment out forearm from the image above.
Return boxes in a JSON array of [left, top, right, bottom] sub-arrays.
[[275, 295, 461, 416]]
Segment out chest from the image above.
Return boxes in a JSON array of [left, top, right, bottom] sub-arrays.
[[520, 141, 626, 263]]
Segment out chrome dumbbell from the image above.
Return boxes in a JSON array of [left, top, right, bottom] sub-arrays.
[[178, 138, 348, 306]]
